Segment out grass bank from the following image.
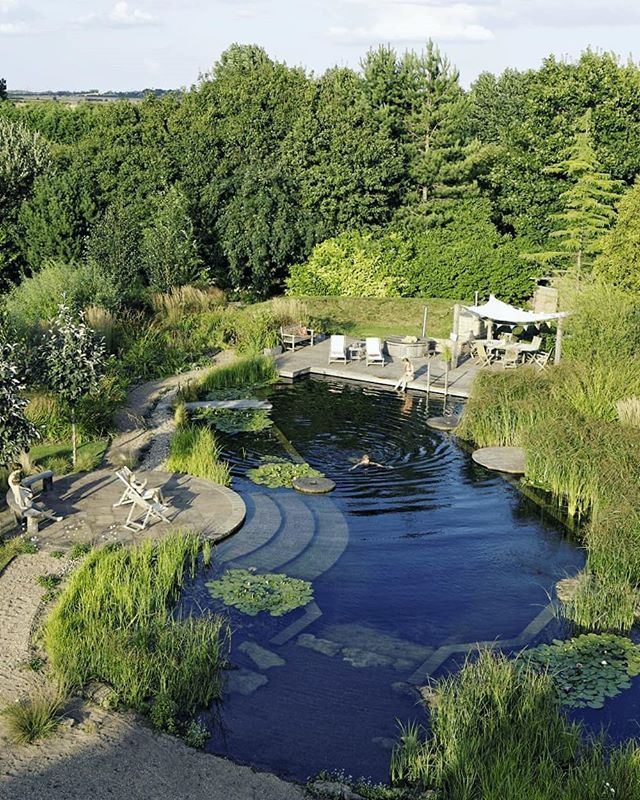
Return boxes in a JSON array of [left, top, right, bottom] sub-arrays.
[[457, 281, 640, 631], [390, 650, 640, 799], [276, 296, 454, 341], [44, 532, 229, 733]]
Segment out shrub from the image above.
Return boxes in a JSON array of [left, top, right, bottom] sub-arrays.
[[287, 201, 533, 303], [2, 690, 64, 744]]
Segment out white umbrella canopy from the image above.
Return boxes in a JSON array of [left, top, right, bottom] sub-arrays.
[[462, 295, 569, 325]]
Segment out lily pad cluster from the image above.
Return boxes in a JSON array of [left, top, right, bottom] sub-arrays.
[[523, 633, 640, 709], [206, 569, 313, 616], [247, 458, 324, 488], [194, 407, 272, 434]]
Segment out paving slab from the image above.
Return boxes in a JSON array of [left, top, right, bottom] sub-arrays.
[[27, 469, 246, 552]]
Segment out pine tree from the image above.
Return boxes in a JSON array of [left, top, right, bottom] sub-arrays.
[[400, 41, 479, 224], [0, 78, 7, 102], [528, 110, 622, 278]]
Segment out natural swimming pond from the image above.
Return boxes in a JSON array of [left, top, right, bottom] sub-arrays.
[[180, 378, 588, 782]]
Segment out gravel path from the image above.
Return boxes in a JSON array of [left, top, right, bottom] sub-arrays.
[[0, 351, 307, 800]]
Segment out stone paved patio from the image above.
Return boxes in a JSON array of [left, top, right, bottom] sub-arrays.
[[23, 469, 246, 552]]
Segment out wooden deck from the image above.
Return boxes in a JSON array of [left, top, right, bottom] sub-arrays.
[[275, 338, 478, 399]]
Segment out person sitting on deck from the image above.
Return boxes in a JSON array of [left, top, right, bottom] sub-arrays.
[[393, 358, 415, 393], [8, 470, 62, 523], [349, 453, 386, 470]]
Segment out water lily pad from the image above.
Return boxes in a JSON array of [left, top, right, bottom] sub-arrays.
[[523, 633, 640, 709], [206, 569, 313, 617], [247, 458, 324, 489]]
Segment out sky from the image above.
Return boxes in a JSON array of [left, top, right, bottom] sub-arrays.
[[4, 0, 640, 91]]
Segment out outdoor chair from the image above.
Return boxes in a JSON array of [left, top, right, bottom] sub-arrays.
[[328, 334, 347, 364], [470, 341, 493, 367], [365, 337, 386, 367], [530, 335, 542, 350], [114, 468, 166, 508], [122, 490, 173, 532], [500, 345, 520, 369], [531, 349, 553, 370]]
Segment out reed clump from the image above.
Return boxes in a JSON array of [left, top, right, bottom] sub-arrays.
[[178, 355, 277, 403], [459, 281, 640, 631], [166, 424, 231, 486], [44, 533, 229, 732], [390, 649, 640, 799]]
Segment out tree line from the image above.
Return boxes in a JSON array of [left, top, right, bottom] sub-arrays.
[[2, 43, 640, 303]]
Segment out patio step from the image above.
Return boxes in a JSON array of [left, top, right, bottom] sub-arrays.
[[215, 492, 282, 563], [230, 491, 315, 573]]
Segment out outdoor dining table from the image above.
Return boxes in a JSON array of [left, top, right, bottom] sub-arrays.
[[484, 339, 539, 362]]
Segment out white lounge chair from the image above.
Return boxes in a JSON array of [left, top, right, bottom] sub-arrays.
[[114, 468, 166, 508], [365, 337, 386, 367], [122, 490, 173, 532], [328, 335, 347, 364]]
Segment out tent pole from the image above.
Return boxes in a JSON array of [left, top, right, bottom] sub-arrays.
[[421, 305, 428, 338], [452, 304, 461, 366]]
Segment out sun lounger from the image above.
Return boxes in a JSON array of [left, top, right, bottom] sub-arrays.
[[365, 337, 386, 367], [114, 467, 165, 507], [328, 335, 347, 364]]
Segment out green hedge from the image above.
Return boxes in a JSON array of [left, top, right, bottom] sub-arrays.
[[287, 201, 533, 303]]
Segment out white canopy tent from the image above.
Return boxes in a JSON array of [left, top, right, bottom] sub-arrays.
[[452, 295, 569, 365]]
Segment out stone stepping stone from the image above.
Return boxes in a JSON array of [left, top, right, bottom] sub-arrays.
[[292, 476, 336, 494], [184, 399, 272, 410], [238, 640, 285, 670], [472, 446, 526, 474], [426, 415, 460, 431]]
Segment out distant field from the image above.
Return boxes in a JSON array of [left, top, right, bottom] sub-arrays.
[[286, 296, 456, 340]]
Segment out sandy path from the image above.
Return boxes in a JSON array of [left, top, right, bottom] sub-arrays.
[[0, 553, 306, 800]]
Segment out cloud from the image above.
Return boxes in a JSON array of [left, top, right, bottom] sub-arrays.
[[330, 2, 494, 44], [0, 0, 40, 35], [329, 0, 640, 45], [76, 1, 159, 29]]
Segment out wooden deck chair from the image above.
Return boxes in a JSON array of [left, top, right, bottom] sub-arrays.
[[501, 345, 520, 369], [122, 490, 173, 532], [470, 341, 493, 367], [328, 335, 347, 364], [365, 337, 386, 367], [114, 468, 165, 508], [531, 349, 553, 370]]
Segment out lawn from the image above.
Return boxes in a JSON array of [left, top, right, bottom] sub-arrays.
[[29, 439, 109, 475], [286, 296, 456, 340]]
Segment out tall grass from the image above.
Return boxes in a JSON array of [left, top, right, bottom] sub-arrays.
[[390, 650, 640, 799], [617, 396, 640, 428], [44, 533, 229, 730], [166, 424, 231, 486], [150, 286, 225, 321], [178, 355, 277, 403]]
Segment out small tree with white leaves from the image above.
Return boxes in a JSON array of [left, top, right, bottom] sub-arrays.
[[44, 304, 106, 467], [0, 326, 39, 467]]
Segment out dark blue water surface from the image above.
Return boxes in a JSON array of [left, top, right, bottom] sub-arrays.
[[180, 378, 590, 782]]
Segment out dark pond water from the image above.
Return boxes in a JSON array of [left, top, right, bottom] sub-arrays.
[[180, 378, 590, 782]]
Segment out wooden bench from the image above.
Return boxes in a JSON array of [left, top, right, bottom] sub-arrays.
[[280, 325, 315, 352], [6, 470, 56, 535]]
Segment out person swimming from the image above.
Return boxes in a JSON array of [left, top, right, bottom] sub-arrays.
[[349, 453, 386, 470]]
